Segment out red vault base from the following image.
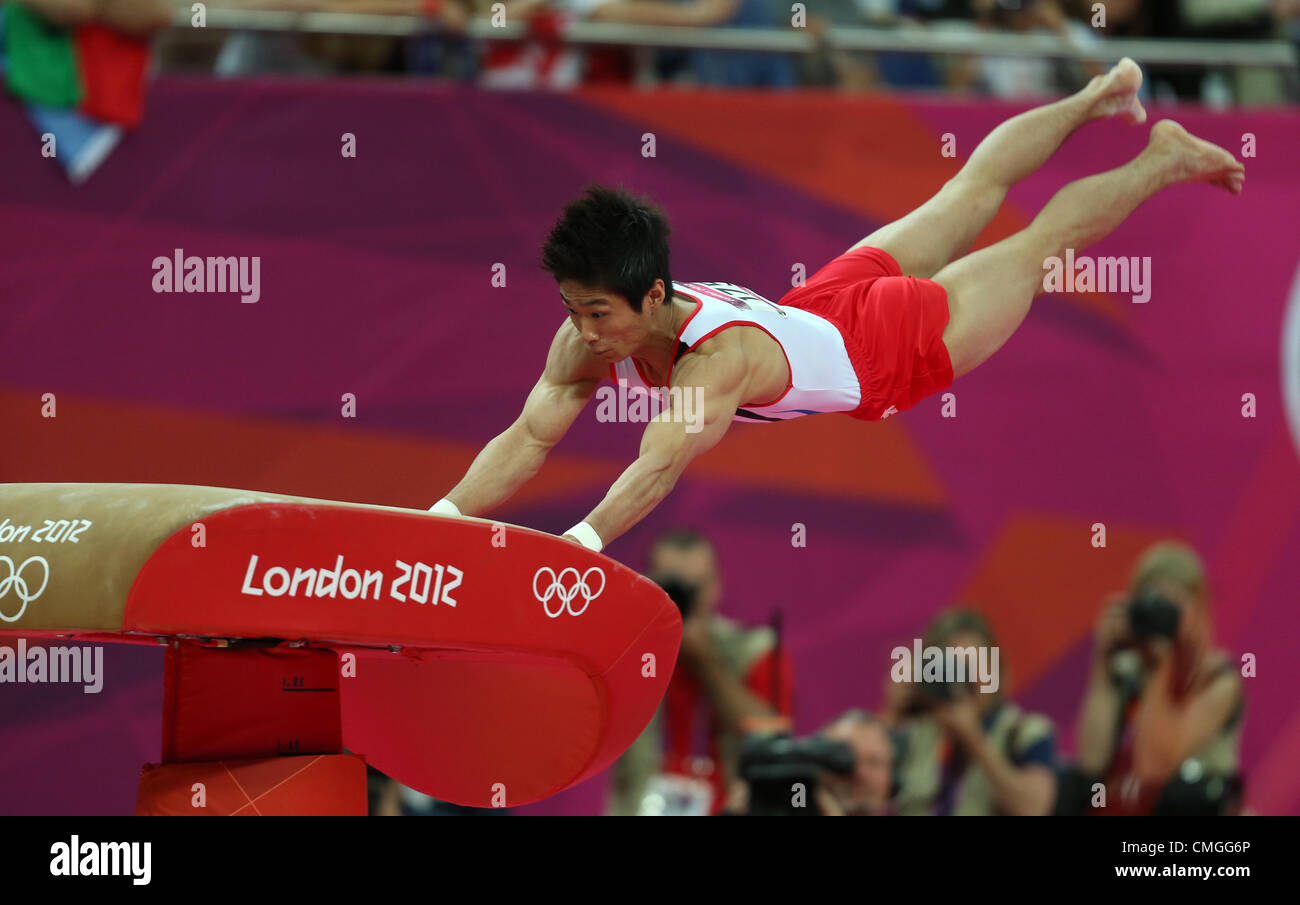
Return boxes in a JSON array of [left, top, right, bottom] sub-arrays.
[[136, 754, 367, 815], [138, 642, 365, 815]]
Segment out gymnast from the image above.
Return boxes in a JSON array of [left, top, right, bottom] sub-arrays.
[[430, 59, 1244, 554]]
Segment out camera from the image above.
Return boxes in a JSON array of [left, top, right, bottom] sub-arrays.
[[1127, 588, 1181, 641], [735, 732, 856, 816], [651, 573, 699, 620], [899, 678, 973, 716], [1053, 764, 1243, 816]]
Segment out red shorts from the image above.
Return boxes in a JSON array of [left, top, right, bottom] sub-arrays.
[[776, 246, 954, 421]]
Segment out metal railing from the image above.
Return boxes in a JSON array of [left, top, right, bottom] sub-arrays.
[[175, 7, 1299, 70]]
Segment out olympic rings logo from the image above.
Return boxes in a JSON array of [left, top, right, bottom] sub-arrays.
[[0, 556, 50, 623], [533, 566, 605, 618]]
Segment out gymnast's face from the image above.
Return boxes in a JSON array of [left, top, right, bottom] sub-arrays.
[[559, 279, 662, 363]]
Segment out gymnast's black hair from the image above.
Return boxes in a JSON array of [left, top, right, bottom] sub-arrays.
[[540, 183, 673, 314]]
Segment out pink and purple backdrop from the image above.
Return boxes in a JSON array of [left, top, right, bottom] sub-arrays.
[[2, 79, 1298, 814]]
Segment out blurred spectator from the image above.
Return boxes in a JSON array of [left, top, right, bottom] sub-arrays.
[[150, 0, 1299, 101], [1180, 0, 1274, 36], [1071, 0, 1171, 37], [685, 0, 797, 88], [20, 0, 172, 35], [606, 527, 795, 816], [1070, 541, 1245, 816], [478, 0, 739, 89], [948, 0, 1100, 98], [1125, 0, 1286, 105], [810, 0, 959, 90], [815, 708, 896, 815], [3, 0, 170, 182], [1279, 0, 1300, 99], [786, 0, 882, 91], [898, 0, 974, 17], [1280, 0, 1300, 37], [1181, 0, 1287, 105], [884, 608, 1058, 815], [210, 0, 471, 77]]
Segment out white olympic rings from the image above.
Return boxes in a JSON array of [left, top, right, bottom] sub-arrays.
[[0, 556, 50, 623], [533, 566, 605, 618]]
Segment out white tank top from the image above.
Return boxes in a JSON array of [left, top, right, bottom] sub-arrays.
[[608, 281, 861, 422]]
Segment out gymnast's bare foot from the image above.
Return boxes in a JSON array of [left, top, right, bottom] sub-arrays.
[[1086, 57, 1147, 125], [1147, 119, 1246, 195]]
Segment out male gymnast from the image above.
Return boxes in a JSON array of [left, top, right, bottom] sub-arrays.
[[429, 59, 1244, 554]]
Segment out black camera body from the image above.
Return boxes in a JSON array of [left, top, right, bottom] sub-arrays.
[[651, 573, 698, 620], [899, 678, 964, 716], [736, 733, 855, 816], [1127, 588, 1181, 641]]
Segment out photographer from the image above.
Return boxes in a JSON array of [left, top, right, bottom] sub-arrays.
[[815, 709, 896, 816], [606, 527, 794, 816], [884, 609, 1058, 816], [1072, 541, 1244, 816]]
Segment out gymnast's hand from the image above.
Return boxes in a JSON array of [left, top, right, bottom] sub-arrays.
[[428, 498, 465, 517]]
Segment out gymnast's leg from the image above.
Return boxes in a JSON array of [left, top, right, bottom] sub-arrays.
[[934, 120, 1244, 380], [852, 57, 1149, 280]]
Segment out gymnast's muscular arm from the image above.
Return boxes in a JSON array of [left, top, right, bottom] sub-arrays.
[[438, 321, 602, 517], [573, 337, 748, 549]]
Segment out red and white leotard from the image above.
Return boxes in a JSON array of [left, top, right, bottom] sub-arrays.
[[608, 281, 861, 423]]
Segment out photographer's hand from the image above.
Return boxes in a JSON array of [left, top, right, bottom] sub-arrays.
[[814, 784, 847, 817], [1093, 593, 1131, 663], [880, 675, 915, 728], [949, 687, 1056, 816], [679, 615, 783, 737], [1131, 645, 1239, 787], [933, 686, 983, 749], [679, 613, 714, 665], [1076, 595, 1132, 777], [1139, 636, 1174, 668]]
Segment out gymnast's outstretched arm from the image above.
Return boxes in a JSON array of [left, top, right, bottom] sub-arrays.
[[567, 345, 746, 551], [437, 321, 601, 516]]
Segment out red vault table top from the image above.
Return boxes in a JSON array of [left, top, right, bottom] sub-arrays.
[[0, 483, 681, 808]]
